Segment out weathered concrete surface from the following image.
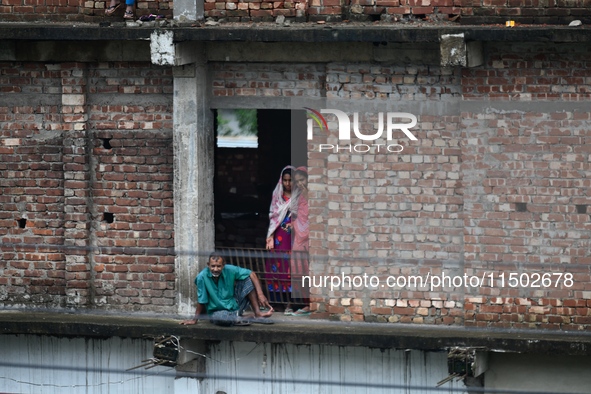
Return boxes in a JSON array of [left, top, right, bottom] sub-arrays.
[[1, 310, 591, 355], [1, 24, 591, 43], [172, 42, 215, 315], [440, 33, 466, 66], [1, 40, 151, 61]]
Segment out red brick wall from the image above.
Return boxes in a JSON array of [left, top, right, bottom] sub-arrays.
[[211, 49, 591, 329], [0, 61, 174, 312], [1, 0, 590, 22], [211, 63, 325, 98], [0, 90, 66, 306], [205, 0, 307, 21], [462, 42, 591, 330], [90, 130, 175, 309], [0, 0, 172, 21], [3, 44, 591, 328], [309, 63, 464, 323]]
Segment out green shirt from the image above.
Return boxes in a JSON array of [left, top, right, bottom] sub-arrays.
[[196, 264, 252, 314]]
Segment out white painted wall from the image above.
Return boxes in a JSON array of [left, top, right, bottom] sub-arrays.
[[0, 335, 467, 394], [196, 341, 466, 394], [486, 353, 591, 394], [0, 335, 174, 394]]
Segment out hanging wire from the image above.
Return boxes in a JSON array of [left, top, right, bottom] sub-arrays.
[[0, 361, 586, 394], [1, 240, 589, 269]]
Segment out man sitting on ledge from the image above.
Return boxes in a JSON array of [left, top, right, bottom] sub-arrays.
[[180, 253, 274, 326]]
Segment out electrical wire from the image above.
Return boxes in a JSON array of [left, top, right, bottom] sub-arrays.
[[1, 241, 589, 269], [0, 367, 171, 389], [0, 361, 586, 394], [1, 241, 589, 393]]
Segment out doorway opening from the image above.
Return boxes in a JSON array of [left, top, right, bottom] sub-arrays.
[[214, 108, 306, 249]]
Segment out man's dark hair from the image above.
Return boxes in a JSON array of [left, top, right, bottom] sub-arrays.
[[208, 253, 224, 263]]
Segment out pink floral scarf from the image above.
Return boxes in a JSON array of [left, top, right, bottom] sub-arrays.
[[267, 165, 295, 239]]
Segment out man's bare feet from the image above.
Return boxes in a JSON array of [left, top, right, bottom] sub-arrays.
[[256, 308, 274, 318]]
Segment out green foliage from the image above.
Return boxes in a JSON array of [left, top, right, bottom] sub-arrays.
[[217, 109, 258, 137]]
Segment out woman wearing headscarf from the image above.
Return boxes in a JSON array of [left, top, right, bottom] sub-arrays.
[[291, 167, 309, 252], [265, 166, 295, 313], [290, 167, 311, 315]]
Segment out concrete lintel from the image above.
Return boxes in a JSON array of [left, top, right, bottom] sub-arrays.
[[151, 36, 206, 67], [212, 96, 462, 116], [0, 40, 150, 62], [204, 42, 439, 64], [3, 26, 591, 44], [206, 42, 374, 63], [174, 41, 203, 66], [0, 41, 15, 60], [211, 96, 295, 110]]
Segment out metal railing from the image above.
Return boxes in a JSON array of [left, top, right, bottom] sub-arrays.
[[217, 247, 309, 306]]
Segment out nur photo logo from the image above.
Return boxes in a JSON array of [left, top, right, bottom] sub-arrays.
[[304, 108, 418, 153]]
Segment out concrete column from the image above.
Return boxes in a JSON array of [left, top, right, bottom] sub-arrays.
[[173, 43, 215, 315]]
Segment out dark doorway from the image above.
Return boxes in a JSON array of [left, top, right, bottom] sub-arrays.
[[214, 109, 306, 249]]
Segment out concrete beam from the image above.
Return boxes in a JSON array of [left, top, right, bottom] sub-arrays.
[[173, 42, 215, 315], [0, 40, 150, 62], [3, 311, 591, 356], [3, 26, 591, 44], [175, 42, 201, 66], [150, 33, 203, 66], [204, 42, 440, 64]]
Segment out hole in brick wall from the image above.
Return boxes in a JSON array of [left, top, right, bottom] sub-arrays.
[[17, 218, 27, 228], [369, 14, 381, 22], [576, 205, 587, 214], [101, 138, 112, 150], [103, 213, 114, 223], [515, 203, 527, 212]]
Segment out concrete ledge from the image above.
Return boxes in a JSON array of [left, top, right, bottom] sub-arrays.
[[2, 310, 591, 355], [0, 24, 591, 43]]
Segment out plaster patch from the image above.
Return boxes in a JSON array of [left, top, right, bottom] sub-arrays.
[[150, 30, 175, 66]]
